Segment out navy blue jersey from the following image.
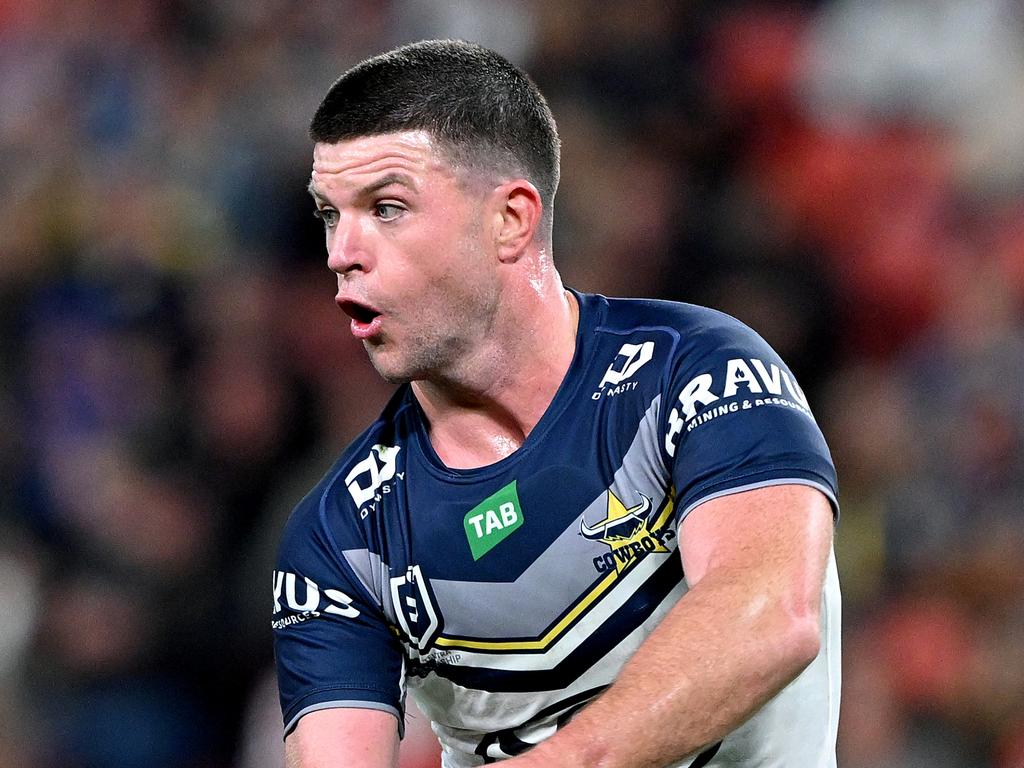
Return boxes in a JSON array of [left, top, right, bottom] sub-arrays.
[[273, 292, 841, 767]]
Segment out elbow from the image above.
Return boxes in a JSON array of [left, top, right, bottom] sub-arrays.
[[774, 609, 822, 677], [740, 581, 823, 675], [788, 616, 822, 670]]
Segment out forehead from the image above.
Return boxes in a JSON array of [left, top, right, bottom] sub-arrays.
[[310, 130, 455, 193]]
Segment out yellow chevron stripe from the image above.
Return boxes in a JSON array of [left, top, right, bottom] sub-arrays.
[[433, 569, 619, 651], [433, 494, 675, 652]]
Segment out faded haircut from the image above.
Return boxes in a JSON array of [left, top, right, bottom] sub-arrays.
[[309, 39, 560, 235]]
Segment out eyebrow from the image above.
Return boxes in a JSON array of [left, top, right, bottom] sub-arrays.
[[307, 178, 325, 202], [307, 173, 419, 203]]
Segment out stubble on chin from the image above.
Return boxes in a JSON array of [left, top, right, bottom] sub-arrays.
[[363, 272, 499, 386], [363, 337, 441, 386], [362, 341, 411, 385], [363, 330, 470, 387]]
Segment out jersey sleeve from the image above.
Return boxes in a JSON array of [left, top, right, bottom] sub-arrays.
[[659, 311, 838, 525], [272, 483, 405, 737]]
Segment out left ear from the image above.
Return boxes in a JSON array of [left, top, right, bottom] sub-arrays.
[[491, 180, 543, 263]]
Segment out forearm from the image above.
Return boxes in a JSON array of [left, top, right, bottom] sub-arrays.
[[517, 570, 822, 768]]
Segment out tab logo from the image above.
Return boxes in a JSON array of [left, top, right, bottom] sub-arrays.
[[346, 444, 401, 507], [464, 481, 524, 561], [599, 341, 655, 388]]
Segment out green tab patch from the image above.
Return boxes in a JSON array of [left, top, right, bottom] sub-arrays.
[[463, 481, 523, 561]]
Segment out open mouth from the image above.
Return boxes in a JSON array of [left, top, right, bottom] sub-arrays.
[[338, 299, 380, 324], [337, 299, 383, 338]]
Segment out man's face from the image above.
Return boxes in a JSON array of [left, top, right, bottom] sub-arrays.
[[309, 131, 500, 383]]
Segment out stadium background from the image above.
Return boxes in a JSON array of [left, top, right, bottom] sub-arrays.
[[2, 1, 1023, 766]]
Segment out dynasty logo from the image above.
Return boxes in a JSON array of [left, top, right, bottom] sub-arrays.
[[346, 444, 403, 514], [580, 490, 674, 573], [591, 341, 655, 401]]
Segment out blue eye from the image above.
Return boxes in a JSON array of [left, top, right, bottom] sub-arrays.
[[373, 203, 404, 221], [314, 208, 339, 228]]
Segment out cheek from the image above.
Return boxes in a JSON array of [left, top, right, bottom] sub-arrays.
[[380, 249, 447, 316], [384, 207, 490, 305], [404, 227, 477, 285]]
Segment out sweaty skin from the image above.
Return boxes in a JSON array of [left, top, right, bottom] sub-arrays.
[[288, 130, 580, 767], [310, 131, 501, 384], [309, 131, 578, 468], [290, 130, 834, 768]]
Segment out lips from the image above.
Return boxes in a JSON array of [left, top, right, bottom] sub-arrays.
[[336, 298, 383, 339]]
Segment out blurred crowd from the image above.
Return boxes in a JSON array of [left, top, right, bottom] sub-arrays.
[[2, 1, 1023, 767]]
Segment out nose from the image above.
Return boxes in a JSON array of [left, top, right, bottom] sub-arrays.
[[326, 210, 368, 275]]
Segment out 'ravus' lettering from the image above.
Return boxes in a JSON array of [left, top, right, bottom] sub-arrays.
[[272, 570, 360, 619], [664, 358, 812, 456]]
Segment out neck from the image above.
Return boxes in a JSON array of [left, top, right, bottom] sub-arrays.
[[412, 272, 579, 469]]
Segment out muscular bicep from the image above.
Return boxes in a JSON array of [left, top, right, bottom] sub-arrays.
[[679, 484, 833, 614], [285, 707, 400, 768]]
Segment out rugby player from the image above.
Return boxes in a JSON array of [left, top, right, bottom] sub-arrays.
[[273, 39, 840, 768]]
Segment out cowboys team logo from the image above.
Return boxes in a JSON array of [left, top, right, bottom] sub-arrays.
[[389, 564, 443, 654], [581, 490, 675, 573]]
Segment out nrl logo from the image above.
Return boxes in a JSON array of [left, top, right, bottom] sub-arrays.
[[389, 564, 443, 655], [580, 490, 673, 574]]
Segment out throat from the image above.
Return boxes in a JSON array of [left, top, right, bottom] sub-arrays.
[[412, 290, 580, 470], [425, 415, 528, 470]]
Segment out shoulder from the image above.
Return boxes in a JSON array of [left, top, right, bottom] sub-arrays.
[[581, 292, 777, 371], [278, 386, 415, 561], [602, 294, 766, 344]]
